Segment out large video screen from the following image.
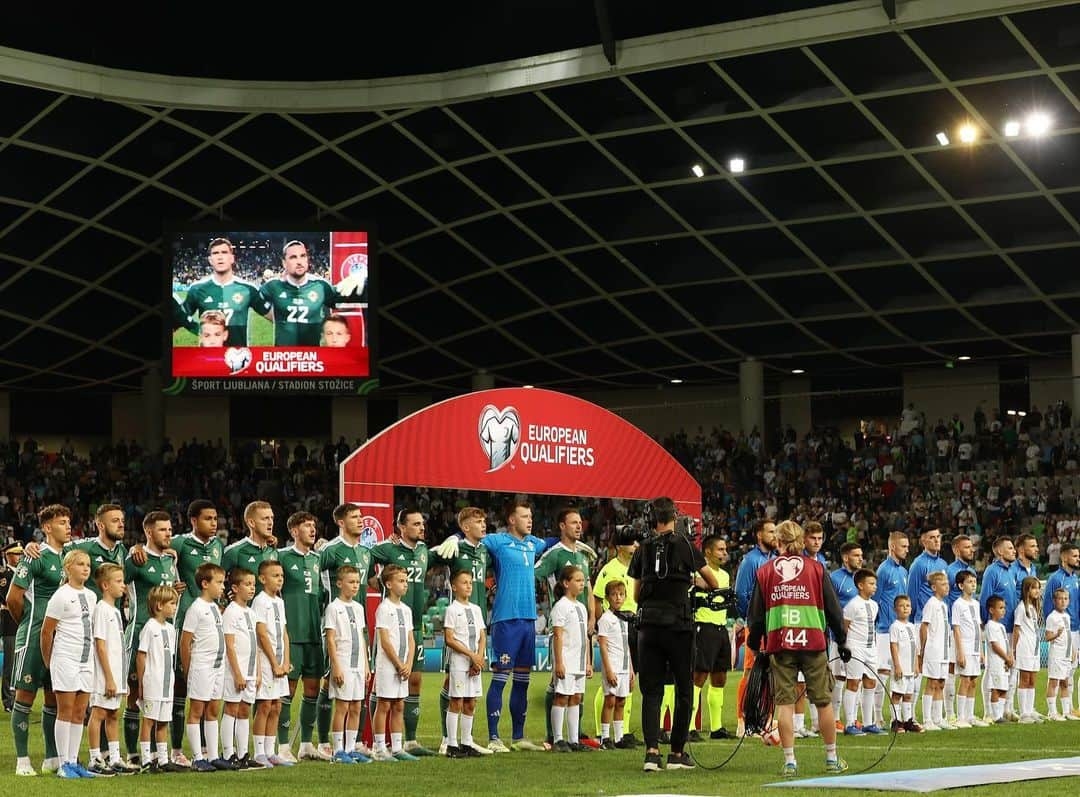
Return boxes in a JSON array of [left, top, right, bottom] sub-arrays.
[[167, 229, 374, 392]]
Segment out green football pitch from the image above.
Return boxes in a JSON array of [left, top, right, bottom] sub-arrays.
[[3, 672, 1079, 796], [172, 294, 275, 348]]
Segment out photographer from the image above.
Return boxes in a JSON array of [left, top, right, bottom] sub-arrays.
[[628, 498, 717, 773], [746, 520, 849, 778]]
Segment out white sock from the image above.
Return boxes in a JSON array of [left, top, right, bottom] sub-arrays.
[[567, 703, 580, 744], [390, 732, 402, 754], [221, 714, 236, 759], [874, 681, 886, 725], [601, 722, 610, 740], [446, 711, 459, 747], [824, 741, 837, 761], [89, 746, 101, 762], [613, 719, 624, 742], [156, 742, 169, 765], [140, 741, 152, 763], [68, 720, 83, 764], [922, 695, 933, 725], [203, 720, 219, 761], [344, 726, 357, 753], [332, 731, 344, 753], [54, 720, 71, 764], [810, 703, 819, 730], [551, 705, 566, 742], [992, 700, 1003, 720], [187, 723, 203, 760], [783, 746, 795, 765], [374, 737, 387, 754], [843, 689, 859, 726], [254, 736, 265, 757], [235, 718, 249, 758], [860, 689, 875, 728], [944, 673, 956, 717], [1047, 696, 1057, 716], [981, 675, 991, 717], [460, 714, 474, 747], [903, 701, 913, 722], [832, 682, 844, 715], [932, 699, 944, 725], [108, 741, 121, 764], [792, 712, 804, 731], [1023, 687, 1036, 715]]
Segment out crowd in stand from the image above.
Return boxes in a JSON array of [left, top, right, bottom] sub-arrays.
[[3, 399, 1079, 580]]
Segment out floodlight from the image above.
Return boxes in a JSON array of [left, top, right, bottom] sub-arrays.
[[957, 355, 971, 361], [691, 163, 705, 178], [1003, 120, 1021, 137], [670, 379, 683, 384], [729, 157, 745, 174], [935, 131, 950, 146], [791, 369, 805, 374], [1025, 112, 1051, 137], [958, 124, 977, 144]]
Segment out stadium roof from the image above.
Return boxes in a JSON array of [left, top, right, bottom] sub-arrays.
[[2, 0, 1080, 394]]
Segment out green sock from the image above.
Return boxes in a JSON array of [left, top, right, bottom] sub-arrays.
[[278, 696, 293, 745], [12, 701, 31, 757], [439, 689, 450, 738], [707, 683, 726, 731], [124, 709, 141, 756], [316, 689, 333, 745], [301, 695, 318, 745], [593, 687, 604, 737], [171, 699, 186, 750], [404, 695, 420, 742], [42, 704, 58, 759], [661, 685, 676, 731], [544, 682, 555, 740]]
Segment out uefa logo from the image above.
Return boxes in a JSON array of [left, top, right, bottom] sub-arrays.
[[478, 404, 521, 472], [223, 346, 252, 375], [359, 515, 383, 548]]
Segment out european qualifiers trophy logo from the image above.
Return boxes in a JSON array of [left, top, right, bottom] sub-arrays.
[[224, 347, 253, 375], [478, 404, 521, 472], [773, 556, 805, 583]]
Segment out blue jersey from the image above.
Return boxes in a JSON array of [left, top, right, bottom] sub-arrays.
[[481, 532, 549, 623], [875, 556, 909, 633], [979, 559, 1018, 630], [907, 551, 946, 623], [831, 566, 859, 608], [946, 559, 977, 610], [735, 546, 776, 619], [1042, 566, 1080, 631], [803, 549, 828, 567], [1009, 559, 1038, 596]]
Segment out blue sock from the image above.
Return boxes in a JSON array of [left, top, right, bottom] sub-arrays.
[[511, 671, 530, 740], [487, 671, 508, 739]]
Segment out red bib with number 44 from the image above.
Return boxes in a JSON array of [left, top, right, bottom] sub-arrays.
[[756, 555, 828, 653]]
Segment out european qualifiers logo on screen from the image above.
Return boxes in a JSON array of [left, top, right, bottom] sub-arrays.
[[166, 228, 375, 394]]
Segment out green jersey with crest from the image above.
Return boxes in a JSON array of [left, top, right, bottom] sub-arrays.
[[12, 544, 65, 647], [534, 542, 591, 613], [370, 540, 429, 631], [67, 537, 127, 599], [171, 532, 224, 625], [221, 538, 279, 590], [124, 547, 179, 639], [318, 537, 372, 607], [181, 276, 271, 346], [431, 538, 490, 621], [279, 545, 322, 643], [259, 276, 341, 346]]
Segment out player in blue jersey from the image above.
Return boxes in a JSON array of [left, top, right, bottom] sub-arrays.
[[906, 528, 945, 623], [979, 536, 1018, 722], [874, 532, 909, 728], [829, 543, 863, 726], [945, 536, 977, 611], [733, 519, 776, 736]]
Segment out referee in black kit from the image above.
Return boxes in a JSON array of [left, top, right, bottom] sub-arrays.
[[628, 497, 718, 773]]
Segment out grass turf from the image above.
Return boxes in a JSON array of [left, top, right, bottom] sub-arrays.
[[3, 671, 1079, 796]]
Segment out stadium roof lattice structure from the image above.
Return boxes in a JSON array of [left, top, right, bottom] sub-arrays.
[[2, 0, 1080, 394]]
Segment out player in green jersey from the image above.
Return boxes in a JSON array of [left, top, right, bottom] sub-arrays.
[[312, 503, 372, 760], [430, 506, 494, 756], [122, 511, 179, 763], [8, 505, 71, 776], [276, 511, 324, 764], [369, 508, 434, 755], [259, 240, 346, 346], [222, 501, 278, 584], [535, 508, 595, 747], [22, 503, 128, 599], [180, 237, 272, 346]]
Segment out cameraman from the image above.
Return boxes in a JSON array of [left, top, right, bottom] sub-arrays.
[[628, 497, 717, 772], [746, 520, 849, 777]]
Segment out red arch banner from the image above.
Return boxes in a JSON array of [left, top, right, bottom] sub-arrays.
[[339, 387, 702, 539]]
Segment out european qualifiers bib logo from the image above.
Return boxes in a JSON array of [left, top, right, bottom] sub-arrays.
[[773, 556, 804, 583], [479, 404, 521, 472]]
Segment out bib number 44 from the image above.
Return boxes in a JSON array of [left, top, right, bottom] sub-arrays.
[[782, 629, 808, 647]]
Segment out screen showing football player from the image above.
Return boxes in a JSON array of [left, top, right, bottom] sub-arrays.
[[321, 316, 351, 348], [180, 238, 272, 346], [260, 240, 367, 347], [198, 311, 227, 348]]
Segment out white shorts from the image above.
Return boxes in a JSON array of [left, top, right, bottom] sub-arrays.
[[329, 670, 365, 702], [375, 666, 408, 700], [602, 671, 630, 698], [921, 659, 948, 680], [554, 673, 586, 696], [1048, 657, 1074, 682], [91, 693, 124, 711], [845, 653, 876, 682], [448, 669, 482, 699], [955, 651, 981, 678], [890, 674, 916, 696], [1015, 655, 1039, 673], [139, 698, 172, 722], [985, 669, 1008, 692], [829, 641, 845, 677], [257, 674, 290, 701], [876, 637, 893, 671], [224, 676, 257, 704], [188, 665, 225, 702], [51, 658, 93, 693]]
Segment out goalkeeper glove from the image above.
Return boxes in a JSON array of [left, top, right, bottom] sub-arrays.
[[433, 536, 461, 560], [336, 268, 368, 298]]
